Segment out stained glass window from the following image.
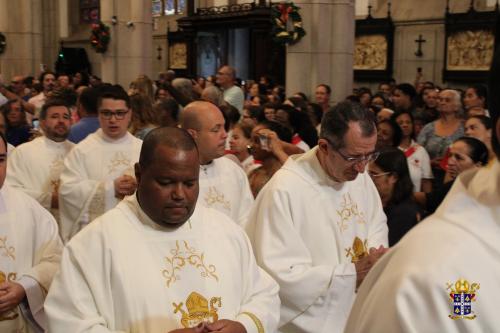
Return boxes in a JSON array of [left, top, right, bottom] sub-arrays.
[[153, 0, 186, 16]]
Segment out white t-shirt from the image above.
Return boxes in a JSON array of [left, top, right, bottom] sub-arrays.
[[399, 141, 433, 191]]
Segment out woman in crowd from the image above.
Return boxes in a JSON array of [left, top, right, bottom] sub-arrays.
[[154, 85, 170, 102], [390, 83, 417, 113], [2, 99, 32, 146], [129, 75, 155, 103], [275, 104, 318, 150], [129, 93, 158, 140], [249, 120, 292, 197], [376, 118, 402, 149], [463, 84, 488, 117], [464, 115, 493, 164], [241, 105, 266, 127], [415, 136, 489, 214], [229, 123, 260, 175], [368, 147, 421, 246], [393, 111, 433, 192], [417, 89, 464, 184]]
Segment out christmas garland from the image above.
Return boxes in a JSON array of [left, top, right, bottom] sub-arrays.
[[90, 21, 110, 53], [272, 2, 306, 45]]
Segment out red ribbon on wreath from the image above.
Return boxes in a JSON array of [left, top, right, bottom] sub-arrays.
[[278, 3, 293, 23]]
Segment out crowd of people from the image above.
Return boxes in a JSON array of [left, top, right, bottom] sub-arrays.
[[0, 61, 498, 333]]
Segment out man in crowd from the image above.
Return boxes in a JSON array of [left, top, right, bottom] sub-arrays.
[[180, 101, 254, 227], [0, 131, 63, 332], [45, 127, 279, 333], [248, 102, 388, 333], [216, 65, 244, 113], [344, 51, 500, 333], [6, 99, 74, 221], [315, 83, 332, 113], [28, 71, 56, 119], [59, 85, 142, 242], [67, 86, 100, 143]]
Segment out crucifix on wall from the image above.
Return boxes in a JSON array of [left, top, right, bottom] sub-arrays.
[[414, 34, 426, 57]]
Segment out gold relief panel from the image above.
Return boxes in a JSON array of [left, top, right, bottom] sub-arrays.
[[169, 43, 187, 70], [354, 34, 387, 70], [446, 30, 494, 71]]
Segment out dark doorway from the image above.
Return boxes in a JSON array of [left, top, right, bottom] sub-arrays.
[[55, 47, 92, 75]]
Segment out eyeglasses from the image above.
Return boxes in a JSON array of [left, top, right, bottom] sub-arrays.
[[99, 110, 129, 120], [368, 171, 391, 178], [336, 148, 380, 164]]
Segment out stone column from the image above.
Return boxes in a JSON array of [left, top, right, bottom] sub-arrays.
[[286, 0, 354, 104], [100, 0, 153, 86], [0, 0, 43, 80]]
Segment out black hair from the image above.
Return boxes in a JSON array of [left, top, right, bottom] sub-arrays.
[[96, 84, 130, 109], [466, 115, 492, 130], [277, 104, 318, 147], [38, 71, 56, 84], [139, 127, 198, 168], [455, 137, 489, 166], [246, 105, 266, 124], [467, 84, 488, 107], [320, 101, 376, 149], [373, 147, 414, 206], [154, 98, 180, 124], [259, 120, 293, 143], [317, 84, 331, 95], [392, 111, 416, 140], [40, 99, 70, 120], [78, 86, 100, 115], [395, 83, 417, 100], [378, 119, 403, 147]]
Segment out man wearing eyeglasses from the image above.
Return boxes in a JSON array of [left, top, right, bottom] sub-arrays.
[[247, 101, 388, 333], [59, 85, 142, 243], [216, 65, 244, 113]]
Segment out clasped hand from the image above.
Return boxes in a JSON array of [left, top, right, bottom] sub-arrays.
[[168, 319, 246, 333]]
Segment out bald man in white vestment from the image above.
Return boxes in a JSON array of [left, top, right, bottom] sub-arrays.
[[180, 101, 254, 227], [6, 100, 74, 221], [344, 75, 500, 333], [58, 85, 142, 242], [0, 132, 63, 333], [247, 102, 388, 333], [45, 127, 279, 333]]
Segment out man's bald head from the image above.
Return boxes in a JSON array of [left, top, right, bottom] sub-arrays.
[[138, 127, 198, 169], [179, 101, 228, 164], [180, 101, 221, 131]]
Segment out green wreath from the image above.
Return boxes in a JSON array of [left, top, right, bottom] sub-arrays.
[[272, 2, 306, 45], [90, 21, 110, 53]]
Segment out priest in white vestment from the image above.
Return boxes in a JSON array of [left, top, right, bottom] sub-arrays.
[[0, 132, 63, 333], [180, 101, 254, 226], [248, 102, 388, 333], [6, 100, 74, 221], [59, 86, 142, 242], [344, 103, 500, 332], [45, 127, 279, 333]]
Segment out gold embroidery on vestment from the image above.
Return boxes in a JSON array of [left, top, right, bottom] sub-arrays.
[[204, 186, 230, 210], [173, 292, 221, 328], [0, 237, 15, 260], [336, 193, 366, 232], [107, 152, 131, 174], [241, 312, 265, 333], [345, 237, 369, 263], [162, 241, 218, 287]]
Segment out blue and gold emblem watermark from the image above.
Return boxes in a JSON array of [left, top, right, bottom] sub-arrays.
[[447, 278, 480, 320]]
